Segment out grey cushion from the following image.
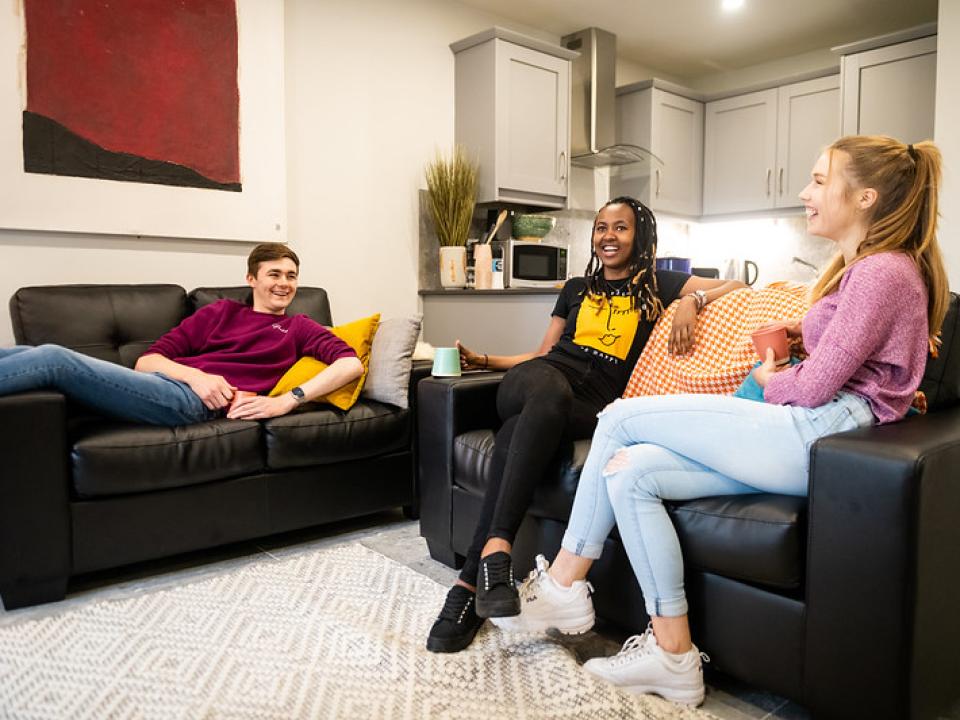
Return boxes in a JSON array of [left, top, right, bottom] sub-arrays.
[[361, 315, 422, 409]]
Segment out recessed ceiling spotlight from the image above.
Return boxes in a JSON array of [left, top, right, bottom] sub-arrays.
[[722, 0, 745, 10]]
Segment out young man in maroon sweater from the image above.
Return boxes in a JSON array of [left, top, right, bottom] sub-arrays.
[[0, 244, 362, 426]]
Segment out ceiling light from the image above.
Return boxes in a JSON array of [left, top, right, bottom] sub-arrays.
[[722, 0, 745, 10]]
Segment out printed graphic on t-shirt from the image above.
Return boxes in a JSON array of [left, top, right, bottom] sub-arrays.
[[573, 293, 639, 363]]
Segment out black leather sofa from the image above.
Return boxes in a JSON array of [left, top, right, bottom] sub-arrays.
[[418, 293, 960, 720], [1, 284, 428, 611]]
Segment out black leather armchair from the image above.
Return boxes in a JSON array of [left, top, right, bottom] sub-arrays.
[[0, 284, 429, 610], [417, 294, 960, 720]]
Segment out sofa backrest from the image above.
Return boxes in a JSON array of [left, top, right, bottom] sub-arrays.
[[10, 284, 334, 369], [188, 286, 332, 325], [920, 292, 960, 412], [10, 285, 188, 368]]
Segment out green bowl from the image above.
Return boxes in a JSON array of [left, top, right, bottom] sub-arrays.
[[512, 214, 555, 239]]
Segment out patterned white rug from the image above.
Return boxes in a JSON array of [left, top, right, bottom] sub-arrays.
[[0, 543, 718, 719]]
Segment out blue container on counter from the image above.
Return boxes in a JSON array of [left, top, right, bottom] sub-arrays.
[[656, 257, 692, 273]]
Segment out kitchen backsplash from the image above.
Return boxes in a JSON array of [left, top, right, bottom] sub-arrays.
[[540, 210, 835, 288], [418, 187, 835, 290]]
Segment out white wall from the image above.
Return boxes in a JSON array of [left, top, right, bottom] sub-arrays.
[[0, 0, 555, 345], [935, 0, 960, 287], [284, 0, 554, 331]]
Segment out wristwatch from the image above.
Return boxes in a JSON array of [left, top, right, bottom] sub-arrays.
[[290, 386, 307, 404]]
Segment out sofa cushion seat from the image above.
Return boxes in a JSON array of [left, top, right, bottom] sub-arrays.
[[263, 400, 409, 470], [70, 418, 264, 498], [453, 429, 806, 590]]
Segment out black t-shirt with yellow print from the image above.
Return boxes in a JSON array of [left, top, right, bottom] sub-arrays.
[[544, 270, 689, 404]]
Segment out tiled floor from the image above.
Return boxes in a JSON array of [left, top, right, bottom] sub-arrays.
[[2, 511, 809, 719]]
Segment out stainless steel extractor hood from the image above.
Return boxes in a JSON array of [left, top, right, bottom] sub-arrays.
[[561, 27, 661, 170]]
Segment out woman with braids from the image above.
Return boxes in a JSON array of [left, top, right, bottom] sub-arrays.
[[426, 196, 745, 653], [492, 137, 950, 707]]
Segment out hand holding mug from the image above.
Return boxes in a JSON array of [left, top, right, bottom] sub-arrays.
[[751, 348, 782, 388], [455, 340, 486, 370], [751, 325, 790, 365]]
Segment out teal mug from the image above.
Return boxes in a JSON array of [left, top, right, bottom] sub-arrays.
[[432, 347, 462, 377]]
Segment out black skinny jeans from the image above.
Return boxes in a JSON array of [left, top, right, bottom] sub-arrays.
[[458, 357, 607, 585]]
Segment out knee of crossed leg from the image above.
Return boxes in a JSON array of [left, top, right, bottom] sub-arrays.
[[603, 445, 667, 503], [34, 344, 84, 377]]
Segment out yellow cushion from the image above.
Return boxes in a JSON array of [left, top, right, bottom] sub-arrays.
[[269, 313, 380, 410]]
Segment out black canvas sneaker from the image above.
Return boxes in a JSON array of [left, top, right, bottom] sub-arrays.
[[426, 584, 485, 653], [475, 551, 520, 618]]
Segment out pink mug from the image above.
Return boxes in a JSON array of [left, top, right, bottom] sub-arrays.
[[751, 326, 790, 365]]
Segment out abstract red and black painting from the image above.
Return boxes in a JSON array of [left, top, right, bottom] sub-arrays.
[[22, 0, 241, 192]]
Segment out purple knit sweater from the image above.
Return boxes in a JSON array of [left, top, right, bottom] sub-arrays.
[[764, 252, 928, 424], [146, 300, 356, 393]]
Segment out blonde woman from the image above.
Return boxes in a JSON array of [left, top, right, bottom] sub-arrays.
[[494, 136, 950, 706]]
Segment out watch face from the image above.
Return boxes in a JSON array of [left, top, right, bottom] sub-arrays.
[[292, 387, 305, 401]]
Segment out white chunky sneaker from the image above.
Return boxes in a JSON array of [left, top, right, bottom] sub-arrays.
[[584, 626, 709, 706], [490, 555, 595, 635]]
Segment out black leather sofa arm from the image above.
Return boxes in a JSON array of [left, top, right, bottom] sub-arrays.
[[416, 372, 504, 564], [803, 408, 960, 720], [0, 391, 71, 609]]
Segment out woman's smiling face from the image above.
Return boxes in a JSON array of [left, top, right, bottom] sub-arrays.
[[593, 203, 636, 278], [799, 150, 862, 242]]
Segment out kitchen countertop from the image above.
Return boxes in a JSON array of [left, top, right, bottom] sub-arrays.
[[420, 287, 562, 296]]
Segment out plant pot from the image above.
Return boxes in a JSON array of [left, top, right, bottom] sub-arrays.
[[439, 246, 467, 289]]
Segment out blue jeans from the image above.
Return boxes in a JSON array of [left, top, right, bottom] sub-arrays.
[[561, 392, 875, 617], [0, 345, 212, 426]]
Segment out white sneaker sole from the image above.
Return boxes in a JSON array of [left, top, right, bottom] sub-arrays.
[[491, 609, 595, 635], [622, 684, 704, 707]]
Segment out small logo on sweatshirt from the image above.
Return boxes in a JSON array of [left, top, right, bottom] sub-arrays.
[[272, 323, 288, 334]]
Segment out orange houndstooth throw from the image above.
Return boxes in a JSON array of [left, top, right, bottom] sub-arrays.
[[623, 283, 811, 398]]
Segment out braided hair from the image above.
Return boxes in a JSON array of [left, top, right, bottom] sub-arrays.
[[583, 196, 664, 321]]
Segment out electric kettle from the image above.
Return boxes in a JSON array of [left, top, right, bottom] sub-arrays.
[[723, 259, 759, 286]]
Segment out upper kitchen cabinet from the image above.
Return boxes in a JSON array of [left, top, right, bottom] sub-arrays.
[[613, 83, 704, 217], [703, 89, 777, 215], [703, 74, 839, 215], [837, 30, 937, 143], [776, 75, 842, 205], [451, 28, 576, 209]]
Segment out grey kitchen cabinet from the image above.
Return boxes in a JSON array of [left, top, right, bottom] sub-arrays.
[[840, 34, 936, 143], [703, 88, 778, 215], [703, 74, 839, 215], [612, 84, 704, 217], [775, 75, 841, 206], [451, 28, 576, 209]]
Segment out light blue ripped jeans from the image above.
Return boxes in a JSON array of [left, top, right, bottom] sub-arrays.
[[560, 392, 875, 618]]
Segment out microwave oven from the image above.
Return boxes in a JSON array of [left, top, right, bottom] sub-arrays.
[[494, 240, 568, 288]]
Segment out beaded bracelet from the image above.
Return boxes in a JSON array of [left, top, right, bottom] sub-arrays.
[[685, 290, 707, 313]]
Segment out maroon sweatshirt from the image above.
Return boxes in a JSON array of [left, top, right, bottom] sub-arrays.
[[145, 300, 356, 393]]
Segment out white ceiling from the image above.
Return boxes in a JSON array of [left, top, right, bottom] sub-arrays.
[[453, 0, 938, 78]]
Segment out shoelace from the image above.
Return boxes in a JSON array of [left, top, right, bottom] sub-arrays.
[[611, 625, 711, 666], [610, 628, 657, 666], [517, 554, 551, 601], [516, 554, 594, 602], [481, 554, 514, 590], [437, 589, 474, 623]]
